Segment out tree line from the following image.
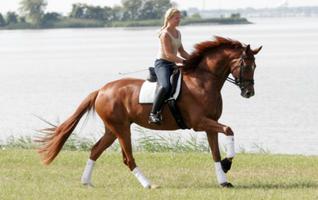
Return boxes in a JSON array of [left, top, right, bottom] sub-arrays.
[[0, 0, 185, 28]]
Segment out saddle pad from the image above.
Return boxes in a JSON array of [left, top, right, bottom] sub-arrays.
[[139, 73, 182, 104]]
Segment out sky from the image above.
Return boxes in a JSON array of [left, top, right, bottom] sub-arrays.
[[1, 0, 318, 14]]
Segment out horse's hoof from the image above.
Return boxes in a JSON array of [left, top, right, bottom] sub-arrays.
[[144, 184, 160, 189], [150, 184, 160, 189], [82, 182, 95, 188], [220, 182, 234, 188]]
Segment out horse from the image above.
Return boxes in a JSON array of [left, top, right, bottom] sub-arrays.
[[37, 36, 262, 188]]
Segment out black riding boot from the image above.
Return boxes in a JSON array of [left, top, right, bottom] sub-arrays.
[[148, 86, 167, 124]]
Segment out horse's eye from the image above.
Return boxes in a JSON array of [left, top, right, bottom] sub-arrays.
[[242, 65, 251, 72]]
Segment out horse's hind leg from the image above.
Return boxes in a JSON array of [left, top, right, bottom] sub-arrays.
[[110, 123, 154, 189], [90, 128, 116, 160], [81, 128, 116, 186]]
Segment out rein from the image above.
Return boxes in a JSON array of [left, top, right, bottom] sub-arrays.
[[226, 76, 240, 86]]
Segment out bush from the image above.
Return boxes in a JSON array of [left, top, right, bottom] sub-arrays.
[[52, 18, 105, 28]]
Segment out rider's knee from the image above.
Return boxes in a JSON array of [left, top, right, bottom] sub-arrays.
[[158, 85, 171, 96]]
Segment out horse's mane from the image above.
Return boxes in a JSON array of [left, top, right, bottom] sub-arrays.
[[182, 36, 244, 73]]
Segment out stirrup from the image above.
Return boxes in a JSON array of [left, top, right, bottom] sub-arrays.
[[148, 112, 162, 124]]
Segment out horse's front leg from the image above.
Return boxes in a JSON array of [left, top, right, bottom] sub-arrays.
[[206, 131, 235, 188], [194, 118, 235, 187]]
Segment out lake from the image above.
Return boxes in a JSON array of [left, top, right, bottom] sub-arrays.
[[0, 17, 317, 155]]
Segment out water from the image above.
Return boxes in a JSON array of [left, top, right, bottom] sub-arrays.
[[0, 17, 317, 155]]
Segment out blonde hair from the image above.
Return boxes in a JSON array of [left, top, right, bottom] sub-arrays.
[[160, 8, 180, 33]]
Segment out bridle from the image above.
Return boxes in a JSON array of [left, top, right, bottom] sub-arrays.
[[226, 55, 254, 89]]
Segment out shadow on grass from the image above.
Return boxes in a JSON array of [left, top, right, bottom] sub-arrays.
[[166, 181, 318, 190], [234, 182, 318, 189], [167, 183, 221, 189]]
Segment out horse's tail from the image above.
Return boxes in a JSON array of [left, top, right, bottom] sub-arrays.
[[37, 90, 99, 165]]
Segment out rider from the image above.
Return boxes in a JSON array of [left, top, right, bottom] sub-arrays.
[[148, 8, 190, 124]]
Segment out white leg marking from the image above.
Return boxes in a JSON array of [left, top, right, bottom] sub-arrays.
[[132, 167, 151, 188], [225, 135, 235, 158], [81, 159, 95, 186], [214, 162, 227, 184]]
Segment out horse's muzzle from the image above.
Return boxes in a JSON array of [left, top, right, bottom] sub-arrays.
[[241, 88, 255, 98]]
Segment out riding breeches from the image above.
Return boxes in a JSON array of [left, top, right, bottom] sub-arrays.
[[154, 59, 175, 98]]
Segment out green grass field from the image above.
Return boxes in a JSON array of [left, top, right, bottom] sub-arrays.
[[1, 149, 318, 200]]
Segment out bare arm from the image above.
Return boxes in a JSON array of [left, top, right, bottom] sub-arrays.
[[178, 44, 190, 59], [160, 32, 184, 64]]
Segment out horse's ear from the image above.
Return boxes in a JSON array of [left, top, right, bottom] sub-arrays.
[[245, 45, 251, 55], [252, 46, 262, 55], [245, 44, 251, 54]]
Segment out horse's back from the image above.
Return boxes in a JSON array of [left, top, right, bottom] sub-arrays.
[[98, 77, 144, 97], [94, 78, 145, 122], [97, 77, 144, 102], [94, 77, 181, 130]]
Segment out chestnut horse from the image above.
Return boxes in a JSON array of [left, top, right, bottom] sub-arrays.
[[37, 36, 262, 188]]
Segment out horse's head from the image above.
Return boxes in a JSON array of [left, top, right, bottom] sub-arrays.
[[229, 45, 262, 98], [182, 37, 262, 98]]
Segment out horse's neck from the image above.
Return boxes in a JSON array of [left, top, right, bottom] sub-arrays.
[[183, 70, 225, 96], [196, 54, 231, 91]]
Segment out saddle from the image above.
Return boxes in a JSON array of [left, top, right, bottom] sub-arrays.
[[147, 67, 180, 97], [139, 67, 181, 103], [139, 67, 188, 129]]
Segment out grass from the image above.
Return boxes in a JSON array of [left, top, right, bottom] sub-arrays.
[[0, 132, 211, 153], [0, 148, 318, 200], [1, 133, 317, 199]]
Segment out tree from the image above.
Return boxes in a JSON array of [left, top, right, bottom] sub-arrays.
[[139, 0, 156, 20], [70, 0, 174, 22], [41, 12, 61, 26], [151, 0, 172, 19], [19, 0, 47, 26], [19, 16, 26, 23], [69, 3, 84, 19], [69, 4, 114, 21], [0, 13, 6, 26], [6, 12, 18, 24], [139, 0, 172, 20], [181, 10, 187, 18], [122, 0, 142, 20], [121, 0, 172, 21], [230, 13, 241, 19], [111, 6, 124, 21], [84, 6, 106, 20], [43, 12, 61, 21], [102, 6, 114, 21]]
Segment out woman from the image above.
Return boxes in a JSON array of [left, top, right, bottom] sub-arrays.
[[149, 8, 190, 124]]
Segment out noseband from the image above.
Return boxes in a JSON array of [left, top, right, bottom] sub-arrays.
[[226, 55, 254, 89]]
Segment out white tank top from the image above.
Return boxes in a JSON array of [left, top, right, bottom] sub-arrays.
[[157, 30, 182, 60]]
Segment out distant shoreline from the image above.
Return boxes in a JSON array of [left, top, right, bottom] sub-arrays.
[[0, 17, 251, 30], [110, 17, 251, 27]]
